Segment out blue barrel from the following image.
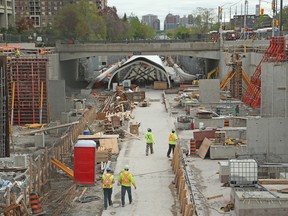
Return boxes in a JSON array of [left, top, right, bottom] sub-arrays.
[[83, 130, 90, 135]]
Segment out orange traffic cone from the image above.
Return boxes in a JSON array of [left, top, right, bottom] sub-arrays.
[[29, 192, 46, 215]]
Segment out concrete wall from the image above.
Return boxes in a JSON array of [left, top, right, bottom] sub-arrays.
[[261, 62, 288, 117], [199, 79, 220, 103], [48, 53, 61, 80], [48, 80, 66, 121], [247, 118, 288, 163]]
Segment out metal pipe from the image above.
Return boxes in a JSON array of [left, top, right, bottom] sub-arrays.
[[279, 0, 283, 36]]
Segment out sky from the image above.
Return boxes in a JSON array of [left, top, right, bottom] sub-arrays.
[[108, 0, 278, 29]]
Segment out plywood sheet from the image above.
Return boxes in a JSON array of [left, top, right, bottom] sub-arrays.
[[197, 138, 212, 159], [99, 138, 119, 154], [78, 134, 119, 140]]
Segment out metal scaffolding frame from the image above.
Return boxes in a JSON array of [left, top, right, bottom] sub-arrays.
[[0, 56, 9, 157]]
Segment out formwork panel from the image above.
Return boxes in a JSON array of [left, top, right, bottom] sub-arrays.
[[0, 56, 9, 157], [7, 57, 49, 125]]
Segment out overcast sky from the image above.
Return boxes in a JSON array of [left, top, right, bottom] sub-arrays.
[[108, 0, 277, 29]]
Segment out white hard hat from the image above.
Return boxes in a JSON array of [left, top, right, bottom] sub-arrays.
[[124, 165, 129, 170]]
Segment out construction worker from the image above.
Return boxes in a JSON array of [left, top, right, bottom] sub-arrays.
[[118, 165, 136, 207], [14, 49, 20, 58], [234, 104, 240, 116], [144, 128, 155, 156], [102, 167, 115, 210], [167, 130, 178, 158]]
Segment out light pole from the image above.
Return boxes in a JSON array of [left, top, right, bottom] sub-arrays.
[[219, 3, 232, 50], [243, 0, 248, 40]]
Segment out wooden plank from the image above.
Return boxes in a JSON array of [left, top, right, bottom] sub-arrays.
[[21, 121, 80, 135], [78, 134, 119, 140], [207, 194, 223, 200], [259, 179, 288, 185], [197, 138, 213, 159], [99, 138, 119, 154]]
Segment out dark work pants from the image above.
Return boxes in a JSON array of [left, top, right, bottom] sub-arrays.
[[167, 144, 175, 157], [146, 143, 154, 155], [121, 186, 132, 206], [103, 188, 113, 209]]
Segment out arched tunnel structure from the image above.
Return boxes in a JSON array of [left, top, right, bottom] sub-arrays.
[[107, 56, 171, 89]]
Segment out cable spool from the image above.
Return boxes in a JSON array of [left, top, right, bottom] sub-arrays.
[[190, 139, 196, 155], [29, 192, 45, 215]]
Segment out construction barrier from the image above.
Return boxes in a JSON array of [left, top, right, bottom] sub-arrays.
[[190, 139, 196, 155], [171, 145, 195, 216], [29, 192, 45, 215], [224, 120, 229, 127]]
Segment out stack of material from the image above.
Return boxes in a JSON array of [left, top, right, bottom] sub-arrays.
[[111, 116, 121, 128], [214, 131, 226, 145], [129, 122, 140, 136], [193, 129, 217, 148], [95, 146, 110, 163], [196, 110, 213, 119]]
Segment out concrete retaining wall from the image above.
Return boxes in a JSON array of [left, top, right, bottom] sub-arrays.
[[261, 62, 288, 117], [199, 79, 220, 103], [247, 118, 288, 163]]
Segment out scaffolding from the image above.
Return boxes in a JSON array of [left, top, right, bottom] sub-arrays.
[[7, 57, 49, 125], [242, 37, 287, 108], [0, 56, 9, 157]]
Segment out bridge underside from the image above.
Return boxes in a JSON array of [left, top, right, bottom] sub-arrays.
[[108, 56, 171, 89]]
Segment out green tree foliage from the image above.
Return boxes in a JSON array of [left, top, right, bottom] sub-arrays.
[[53, 0, 106, 41], [129, 16, 155, 39], [174, 26, 191, 39], [100, 7, 129, 40]]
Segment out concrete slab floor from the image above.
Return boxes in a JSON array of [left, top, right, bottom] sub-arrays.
[[102, 89, 180, 216]]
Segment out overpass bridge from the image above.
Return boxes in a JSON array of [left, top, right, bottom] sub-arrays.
[[56, 40, 220, 61], [56, 40, 270, 61]]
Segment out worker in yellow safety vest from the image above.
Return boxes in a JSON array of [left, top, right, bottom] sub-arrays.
[[167, 130, 178, 158], [118, 165, 136, 207], [102, 167, 115, 210], [14, 49, 20, 58], [144, 128, 155, 156]]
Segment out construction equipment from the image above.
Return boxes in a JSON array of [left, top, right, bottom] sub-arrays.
[[242, 37, 287, 108], [207, 66, 219, 79]]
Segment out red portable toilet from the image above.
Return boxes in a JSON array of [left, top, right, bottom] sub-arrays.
[[74, 140, 96, 185]]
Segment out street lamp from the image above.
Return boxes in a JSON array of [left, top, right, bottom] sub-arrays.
[[219, 2, 232, 50]]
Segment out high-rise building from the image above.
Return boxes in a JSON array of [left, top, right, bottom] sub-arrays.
[[15, 0, 65, 28], [164, 13, 180, 30], [0, 0, 15, 29], [142, 14, 160, 31]]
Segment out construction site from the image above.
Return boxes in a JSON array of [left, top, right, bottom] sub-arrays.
[[0, 36, 288, 216]]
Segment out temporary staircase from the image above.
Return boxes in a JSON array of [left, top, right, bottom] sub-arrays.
[[242, 37, 287, 108]]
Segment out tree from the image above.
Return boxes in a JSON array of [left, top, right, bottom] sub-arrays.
[[193, 7, 216, 33], [53, 0, 106, 41], [129, 16, 155, 39], [15, 17, 34, 33], [100, 7, 129, 40]]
